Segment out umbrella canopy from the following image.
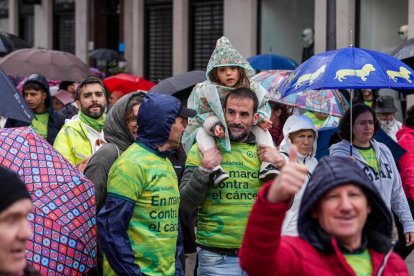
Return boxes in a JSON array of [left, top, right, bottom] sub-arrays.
[[279, 46, 414, 97], [0, 48, 91, 82], [0, 32, 31, 57], [89, 48, 120, 61], [149, 70, 206, 95], [0, 68, 34, 123], [251, 70, 292, 99], [252, 70, 349, 116], [248, 54, 298, 70], [391, 37, 414, 62], [281, 89, 349, 117], [316, 126, 406, 162], [103, 73, 155, 94], [0, 127, 97, 274]]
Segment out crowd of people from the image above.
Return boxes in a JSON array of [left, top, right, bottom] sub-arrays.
[[1, 35, 414, 276]]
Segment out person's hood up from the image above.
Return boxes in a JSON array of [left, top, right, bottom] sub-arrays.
[[206, 36, 255, 80], [280, 114, 318, 159], [137, 92, 196, 153], [298, 156, 393, 254], [23, 74, 51, 108], [396, 124, 414, 141], [104, 91, 145, 152]]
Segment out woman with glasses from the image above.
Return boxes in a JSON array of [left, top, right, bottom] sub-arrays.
[[330, 103, 414, 250], [274, 114, 318, 236]]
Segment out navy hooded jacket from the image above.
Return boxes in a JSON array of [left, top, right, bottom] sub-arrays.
[[298, 156, 393, 254], [136, 92, 182, 154], [5, 74, 65, 145]]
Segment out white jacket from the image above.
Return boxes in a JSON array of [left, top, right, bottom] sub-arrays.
[[279, 115, 318, 236]]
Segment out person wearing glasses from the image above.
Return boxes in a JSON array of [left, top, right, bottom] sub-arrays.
[[278, 114, 318, 236], [330, 103, 414, 250], [84, 91, 145, 212]]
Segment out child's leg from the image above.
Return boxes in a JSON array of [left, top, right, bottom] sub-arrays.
[[252, 126, 275, 148], [196, 127, 217, 151], [196, 128, 228, 184], [251, 126, 280, 181]]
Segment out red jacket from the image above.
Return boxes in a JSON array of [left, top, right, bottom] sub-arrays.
[[239, 182, 408, 276], [396, 125, 414, 201]]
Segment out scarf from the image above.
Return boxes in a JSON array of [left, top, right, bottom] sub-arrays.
[[79, 112, 106, 131]]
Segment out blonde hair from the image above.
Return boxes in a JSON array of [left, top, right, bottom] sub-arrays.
[[208, 66, 250, 88]]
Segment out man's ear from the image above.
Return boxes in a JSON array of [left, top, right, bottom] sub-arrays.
[[253, 113, 260, 125], [42, 91, 48, 101]]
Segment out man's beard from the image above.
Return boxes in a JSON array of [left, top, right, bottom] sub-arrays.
[[82, 104, 105, 119], [379, 119, 395, 128], [228, 123, 252, 142]]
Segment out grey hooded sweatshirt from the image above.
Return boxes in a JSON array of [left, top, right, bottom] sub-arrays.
[[330, 139, 414, 233], [84, 92, 145, 211]]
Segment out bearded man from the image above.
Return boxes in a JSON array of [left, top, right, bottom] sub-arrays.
[[54, 76, 108, 167]]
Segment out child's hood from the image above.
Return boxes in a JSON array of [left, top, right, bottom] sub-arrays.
[[206, 36, 255, 80]]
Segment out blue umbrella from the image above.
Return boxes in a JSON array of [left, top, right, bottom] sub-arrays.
[[248, 53, 298, 70], [0, 68, 34, 123], [316, 126, 406, 162], [279, 46, 414, 97]]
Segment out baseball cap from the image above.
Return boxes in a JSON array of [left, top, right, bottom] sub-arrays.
[[178, 104, 196, 118]]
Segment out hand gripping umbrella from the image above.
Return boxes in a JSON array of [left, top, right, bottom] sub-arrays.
[[0, 127, 97, 275]]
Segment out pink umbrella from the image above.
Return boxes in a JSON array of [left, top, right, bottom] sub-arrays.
[[0, 127, 97, 275]]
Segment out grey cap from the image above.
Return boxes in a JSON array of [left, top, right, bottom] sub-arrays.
[[375, 95, 398, 114]]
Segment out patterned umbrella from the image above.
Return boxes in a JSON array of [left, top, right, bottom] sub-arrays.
[[252, 70, 349, 116], [251, 70, 292, 100], [281, 89, 349, 117], [0, 127, 97, 275]]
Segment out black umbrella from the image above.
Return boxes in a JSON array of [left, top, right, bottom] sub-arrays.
[[392, 37, 414, 61], [89, 48, 120, 61], [149, 70, 206, 95], [391, 38, 414, 94], [0, 32, 31, 57], [0, 68, 34, 123]]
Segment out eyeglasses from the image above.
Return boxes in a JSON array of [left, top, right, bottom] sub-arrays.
[[354, 120, 374, 126]]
